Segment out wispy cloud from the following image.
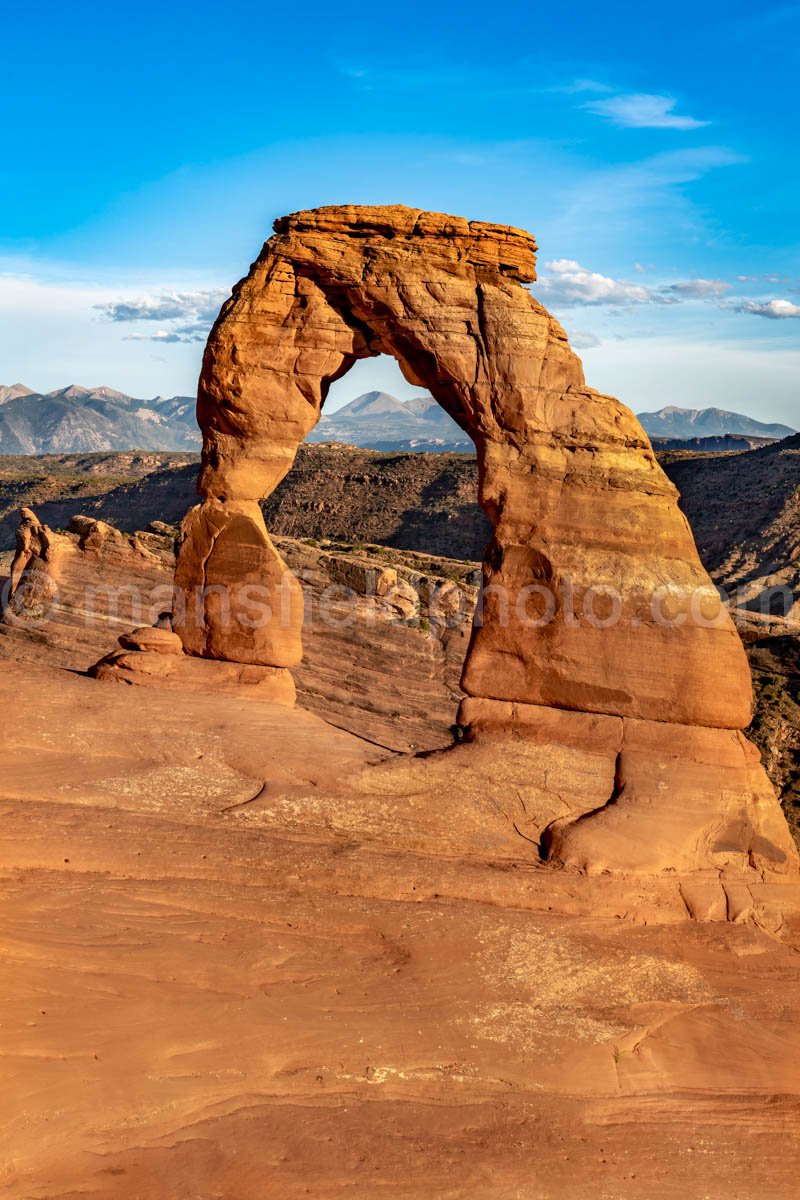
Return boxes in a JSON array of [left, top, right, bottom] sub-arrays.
[[621, 145, 745, 182], [95, 289, 227, 343], [726, 298, 800, 319], [737, 273, 790, 284], [548, 145, 746, 250], [537, 263, 757, 313], [661, 279, 732, 298], [333, 61, 493, 93], [585, 93, 709, 130], [729, 3, 800, 36], [568, 330, 601, 348], [555, 78, 612, 95], [121, 324, 213, 344]]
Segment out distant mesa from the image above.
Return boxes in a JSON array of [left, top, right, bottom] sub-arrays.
[[650, 434, 781, 453]]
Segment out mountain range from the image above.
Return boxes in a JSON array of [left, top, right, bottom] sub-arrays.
[[0, 384, 200, 452], [637, 405, 795, 441], [311, 394, 796, 452], [0, 384, 794, 454], [307, 391, 473, 453]]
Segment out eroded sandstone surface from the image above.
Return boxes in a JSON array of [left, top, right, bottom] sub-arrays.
[[0, 513, 473, 751], [3, 659, 800, 1198]]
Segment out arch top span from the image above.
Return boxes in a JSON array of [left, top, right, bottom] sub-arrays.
[[271, 204, 540, 282], [170, 202, 799, 878], [196, 204, 581, 502]]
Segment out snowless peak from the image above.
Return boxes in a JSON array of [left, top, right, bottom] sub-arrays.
[[46, 384, 93, 400], [403, 396, 440, 417], [0, 383, 35, 405], [89, 386, 133, 402], [44, 384, 135, 403], [333, 391, 413, 417]]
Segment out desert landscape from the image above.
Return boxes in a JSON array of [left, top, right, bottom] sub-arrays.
[[1, 203, 800, 1199], [5, 0, 800, 1189]]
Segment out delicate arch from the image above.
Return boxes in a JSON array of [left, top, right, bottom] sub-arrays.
[[175, 204, 749, 729], [170, 204, 798, 878]]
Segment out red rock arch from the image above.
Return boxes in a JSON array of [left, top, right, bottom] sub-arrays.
[[176, 205, 746, 725], [173, 205, 797, 877]]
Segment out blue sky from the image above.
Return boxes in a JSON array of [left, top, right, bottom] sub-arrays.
[[1, 0, 798, 423]]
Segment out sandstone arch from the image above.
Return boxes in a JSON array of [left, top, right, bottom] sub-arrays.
[[173, 205, 797, 879]]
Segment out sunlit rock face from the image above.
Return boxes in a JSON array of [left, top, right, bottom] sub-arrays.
[[171, 204, 797, 878]]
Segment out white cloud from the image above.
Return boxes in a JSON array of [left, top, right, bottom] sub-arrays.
[[661, 279, 732, 298], [122, 326, 209, 344], [585, 93, 708, 130], [536, 259, 653, 306], [95, 288, 228, 344], [0, 271, 208, 395], [727, 298, 800, 319], [538, 262, 743, 310], [557, 78, 613, 95], [737, 273, 787, 284], [96, 289, 227, 324]]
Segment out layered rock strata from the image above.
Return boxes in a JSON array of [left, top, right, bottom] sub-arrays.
[[1, 511, 175, 670], [1, 512, 472, 748]]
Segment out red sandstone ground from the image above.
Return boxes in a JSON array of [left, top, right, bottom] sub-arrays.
[[4, 659, 800, 1199]]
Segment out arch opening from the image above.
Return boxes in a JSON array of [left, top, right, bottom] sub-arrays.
[[254, 352, 488, 751], [313, 355, 465, 455]]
